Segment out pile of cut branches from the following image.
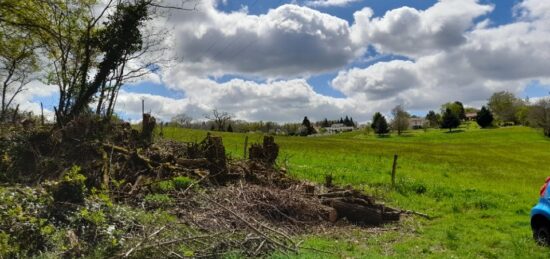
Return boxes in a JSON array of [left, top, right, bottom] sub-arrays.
[[0, 115, 413, 257]]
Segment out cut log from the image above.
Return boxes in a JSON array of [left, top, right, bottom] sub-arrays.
[[323, 199, 383, 226], [176, 158, 209, 168], [318, 190, 375, 205]]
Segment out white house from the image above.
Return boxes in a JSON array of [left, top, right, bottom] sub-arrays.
[[409, 118, 426, 129]]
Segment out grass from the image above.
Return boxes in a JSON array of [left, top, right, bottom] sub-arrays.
[[162, 123, 550, 258]]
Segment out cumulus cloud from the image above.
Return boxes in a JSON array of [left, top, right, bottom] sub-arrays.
[[11, 80, 58, 120], [166, 2, 363, 78], [305, 0, 362, 8], [351, 0, 493, 58], [13, 0, 550, 124], [332, 0, 550, 113], [123, 72, 361, 122]]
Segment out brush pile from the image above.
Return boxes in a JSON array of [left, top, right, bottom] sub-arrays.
[[0, 115, 404, 257]]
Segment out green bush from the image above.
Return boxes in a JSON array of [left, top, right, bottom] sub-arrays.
[[152, 180, 175, 193], [173, 176, 193, 190], [53, 166, 87, 204], [144, 194, 174, 208]]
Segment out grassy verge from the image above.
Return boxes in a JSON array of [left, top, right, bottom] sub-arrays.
[[163, 124, 550, 258]]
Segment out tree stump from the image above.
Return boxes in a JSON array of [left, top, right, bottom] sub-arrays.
[[141, 113, 156, 144], [203, 135, 227, 178], [249, 136, 279, 166]]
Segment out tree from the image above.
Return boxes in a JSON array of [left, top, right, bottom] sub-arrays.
[[171, 113, 193, 127], [301, 116, 316, 136], [0, 0, 181, 126], [371, 112, 383, 130], [227, 124, 233, 132], [425, 110, 440, 128], [374, 115, 389, 136], [205, 109, 232, 131], [343, 116, 350, 126], [441, 108, 460, 132], [321, 118, 330, 127], [528, 99, 550, 137], [391, 105, 410, 135], [487, 91, 523, 124], [441, 101, 465, 120], [0, 27, 38, 122], [454, 101, 466, 120], [476, 106, 494, 128]]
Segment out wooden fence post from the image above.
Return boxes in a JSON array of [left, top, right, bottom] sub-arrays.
[[391, 154, 398, 189], [243, 136, 249, 159], [40, 102, 44, 125]]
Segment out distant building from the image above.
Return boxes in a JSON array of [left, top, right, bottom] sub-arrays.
[[409, 118, 426, 129], [465, 112, 477, 121], [325, 123, 354, 133]]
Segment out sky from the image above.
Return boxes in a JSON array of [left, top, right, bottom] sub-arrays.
[[21, 0, 550, 123]]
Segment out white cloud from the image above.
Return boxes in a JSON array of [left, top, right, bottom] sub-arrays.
[[332, 0, 550, 114], [305, 0, 362, 8], [11, 80, 58, 120], [121, 74, 362, 122], [351, 0, 494, 58], [166, 2, 363, 78], [13, 0, 550, 124]]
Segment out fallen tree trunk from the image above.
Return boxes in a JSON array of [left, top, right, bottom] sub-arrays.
[[322, 199, 383, 226]]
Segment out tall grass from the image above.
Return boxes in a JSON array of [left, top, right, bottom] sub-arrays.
[[163, 124, 550, 257]]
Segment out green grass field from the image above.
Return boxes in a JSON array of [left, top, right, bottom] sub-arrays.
[[162, 123, 550, 258]]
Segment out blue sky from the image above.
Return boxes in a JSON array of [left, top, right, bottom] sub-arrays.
[[27, 0, 550, 122]]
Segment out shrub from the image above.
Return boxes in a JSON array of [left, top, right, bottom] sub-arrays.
[[173, 176, 193, 190], [144, 194, 174, 208], [153, 180, 175, 193], [53, 165, 87, 204], [476, 106, 494, 128]]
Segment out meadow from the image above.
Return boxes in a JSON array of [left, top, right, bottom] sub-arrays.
[[163, 124, 550, 258]]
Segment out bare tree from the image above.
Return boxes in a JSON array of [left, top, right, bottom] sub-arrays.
[[391, 105, 410, 135], [0, 28, 37, 122], [171, 113, 193, 127], [205, 109, 232, 131]]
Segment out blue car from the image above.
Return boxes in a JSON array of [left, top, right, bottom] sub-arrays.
[[531, 177, 550, 246]]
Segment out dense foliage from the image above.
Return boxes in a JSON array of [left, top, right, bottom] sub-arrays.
[[441, 108, 460, 132], [476, 106, 494, 128]]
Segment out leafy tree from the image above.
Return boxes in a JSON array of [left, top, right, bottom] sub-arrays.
[[0, 0, 177, 126], [349, 117, 355, 127], [391, 105, 410, 135], [321, 118, 330, 127], [488, 91, 524, 124], [425, 110, 440, 128], [301, 116, 316, 135], [343, 116, 350, 126], [441, 108, 461, 132], [371, 112, 382, 130], [476, 106, 494, 128], [374, 115, 389, 135], [227, 124, 233, 132], [441, 102, 465, 120], [528, 99, 550, 137]]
